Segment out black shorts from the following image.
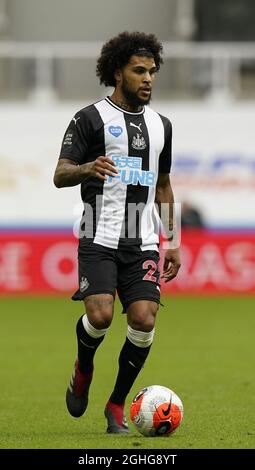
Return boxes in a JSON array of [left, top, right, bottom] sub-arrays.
[[72, 241, 161, 312]]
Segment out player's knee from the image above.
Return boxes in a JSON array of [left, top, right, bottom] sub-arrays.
[[132, 317, 155, 332], [128, 302, 158, 332], [84, 295, 114, 329], [87, 310, 113, 329]]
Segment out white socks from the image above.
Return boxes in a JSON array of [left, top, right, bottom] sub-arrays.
[[127, 325, 155, 348], [82, 314, 108, 338]]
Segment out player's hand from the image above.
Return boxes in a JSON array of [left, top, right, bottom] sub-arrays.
[[161, 248, 181, 282], [84, 156, 118, 181]]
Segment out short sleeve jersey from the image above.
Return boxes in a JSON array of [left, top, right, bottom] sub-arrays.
[[59, 97, 172, 251]]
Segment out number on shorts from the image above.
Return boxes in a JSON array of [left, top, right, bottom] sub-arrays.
[[142, 260, 157, 283]]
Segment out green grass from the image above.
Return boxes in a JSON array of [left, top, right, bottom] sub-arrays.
[[0, 295, 255, 449]]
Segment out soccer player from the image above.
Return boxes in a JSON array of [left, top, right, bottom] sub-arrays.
[[53, 31, 181, 433]]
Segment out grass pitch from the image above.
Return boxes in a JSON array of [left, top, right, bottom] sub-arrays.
[[0, 295, 254, 449]]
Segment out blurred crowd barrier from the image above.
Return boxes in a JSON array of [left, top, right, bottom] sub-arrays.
[[1, 41, 255, 101]]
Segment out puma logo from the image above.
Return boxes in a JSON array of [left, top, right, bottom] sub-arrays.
[[72, 116, 81, 125], [128, 360, 138, 368], [130, 122, 142, 132], [79, 338, 96, 349]]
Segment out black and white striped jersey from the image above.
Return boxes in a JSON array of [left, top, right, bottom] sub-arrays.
[[59, 97, 172, 252]]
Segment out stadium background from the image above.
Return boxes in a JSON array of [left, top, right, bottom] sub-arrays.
[[1, 0, 255, 451]]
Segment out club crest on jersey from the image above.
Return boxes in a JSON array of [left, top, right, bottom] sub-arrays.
[[80, 276, 89, 292], [132, 133, 146, 150], [108, 125, 123, 137]]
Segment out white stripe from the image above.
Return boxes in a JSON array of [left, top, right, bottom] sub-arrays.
[[140, 107, 165, 252], [94, 100, 128, 249]]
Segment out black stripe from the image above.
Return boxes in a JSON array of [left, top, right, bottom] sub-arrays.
[[158, 114, 172, 173]]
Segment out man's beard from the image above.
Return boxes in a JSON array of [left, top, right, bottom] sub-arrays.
[[121, 79, 151, 107]]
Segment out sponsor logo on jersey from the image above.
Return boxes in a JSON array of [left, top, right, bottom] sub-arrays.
[[108, 125, 123, 137], [106, 155, 156, 187], [131, 133, 146, 150]]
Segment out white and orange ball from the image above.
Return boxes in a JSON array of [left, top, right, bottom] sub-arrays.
[[130, 385, 183, 437]]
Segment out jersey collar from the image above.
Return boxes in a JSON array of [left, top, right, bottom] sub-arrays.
[[105, 96, 145, 115]]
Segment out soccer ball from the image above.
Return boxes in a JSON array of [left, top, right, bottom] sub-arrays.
[[130, 385, 183, 437]]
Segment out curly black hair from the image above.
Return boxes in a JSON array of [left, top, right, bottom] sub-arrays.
[[96, 31, 163, 87]]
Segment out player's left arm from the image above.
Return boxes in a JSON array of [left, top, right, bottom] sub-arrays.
[[156, 173, 181, 282]]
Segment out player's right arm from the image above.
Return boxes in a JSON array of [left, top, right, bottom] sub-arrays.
[[53, 156, 118, 188], [54, 109, 118, 188]]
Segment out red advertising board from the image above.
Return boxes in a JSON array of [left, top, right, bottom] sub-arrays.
[[161, 229, 255, 294], [0, 229, 254, 295]]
